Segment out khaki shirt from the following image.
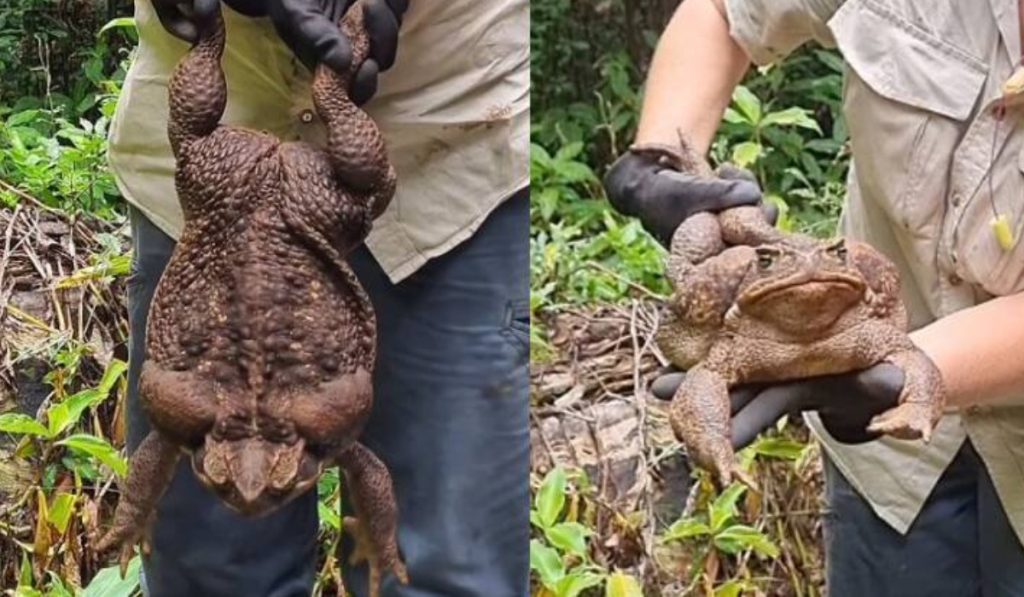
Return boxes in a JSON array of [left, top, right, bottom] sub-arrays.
[[109, 0, 529, 282], [726, 0, 1024, 541]]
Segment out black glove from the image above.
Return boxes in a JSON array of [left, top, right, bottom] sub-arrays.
[[266, 0, 407, 104], [152, 0, 407, 106], [650, 364, 904, 448], [603, 148, 764, 245], [152, 0, 220, 43]]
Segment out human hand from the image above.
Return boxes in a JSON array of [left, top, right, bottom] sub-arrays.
[[602, 145, 764, 245], [266, 0, 407, 105], [651, 364, 904, 448]]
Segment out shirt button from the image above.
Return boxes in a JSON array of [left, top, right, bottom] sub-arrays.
[[948, 272, 962, 285], [951, 192, 962, 207], [299, 109, 315, 124]]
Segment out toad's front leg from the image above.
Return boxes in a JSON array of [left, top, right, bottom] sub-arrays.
[[335, 442, 408, 597], [92, 431, 180, 575], [867, 347, 945, 441], [670, 365, 755, 488]]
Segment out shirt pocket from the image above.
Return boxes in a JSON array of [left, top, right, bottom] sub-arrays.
[[951, 140, 1024, 296], [830, 0, 985, 235]]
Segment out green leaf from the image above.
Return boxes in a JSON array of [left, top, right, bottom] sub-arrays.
[[749, 436, 807, 460], [553, 572, 604, 597], [605, 571, 643, 597], [7, 110, 41, 127], [761, 107, 822, 133], [536, 467, 567, 528], [722, 108, 747, 125], [731, 142, 762, 169], [98, 17, 136, 36], [317, 501, 340, 531], [732, 86, 762, 124], [48, 360, 127, 437], [48, 493, 76, 534], [555, 142, 584, 162], [662, 517, 712, 542], [0, 413, 50, 438], [714, 580, 746, 597], [714, 524, 780, 558], [58, 434, 127, 477], [545, 522, 590, 556], [529, 539, 565, 589], [710, 483, 746, 531], [82, 556, 142, 597]]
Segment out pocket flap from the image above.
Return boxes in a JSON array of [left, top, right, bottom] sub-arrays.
[[829, 0, 986, 121]]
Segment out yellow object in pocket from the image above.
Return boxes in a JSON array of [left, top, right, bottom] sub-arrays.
[[991, 214, 1016, 251]]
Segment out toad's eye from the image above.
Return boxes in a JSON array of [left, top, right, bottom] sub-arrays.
[[827, 239, 848, 262], [755, 248, 776, 270]]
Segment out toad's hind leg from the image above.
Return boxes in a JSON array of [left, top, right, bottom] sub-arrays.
[[336, 442, 408, 597], [92, 432, 180, 575], [867, 348, 945, 442], [670, 366, 755, 488], [167, 6, 226, 156], [311, 1, 395, 216]]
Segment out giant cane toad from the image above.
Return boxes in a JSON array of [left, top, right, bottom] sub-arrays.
[[653, 140, 946, 486], [94, 2, 407, 593]]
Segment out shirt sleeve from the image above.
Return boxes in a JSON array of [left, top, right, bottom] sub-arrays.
[[724, 0, 845, 65]]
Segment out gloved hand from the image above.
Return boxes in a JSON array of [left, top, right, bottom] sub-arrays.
[[151, 0, 407, 106], [650, 364, 904, 448], [603, 145, 764, 245], [266, 0, 407, 104]]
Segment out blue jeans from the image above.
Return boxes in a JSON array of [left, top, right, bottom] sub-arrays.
[[126, 189, 529, 596], [825, 441, 1024, 596]]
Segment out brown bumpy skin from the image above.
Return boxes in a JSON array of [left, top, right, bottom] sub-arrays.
[[655, 140, 945, 487], [93, 2, 407, 592]]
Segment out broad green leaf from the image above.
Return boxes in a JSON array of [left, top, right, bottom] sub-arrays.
[[47, 360, 127, 436], [98, 17, 136, 36], [732, 86, 762, 124], [731, 142, 762, 169], [662, 518, 711, 542], [749, 436, 807, 460], [714, 524, 780, 558], [710, 483, 746, 531], [7, 110, 41, 127], [761, 107, 822, 133], [536, 467, 567, 528], [0, 413, 50, 437], [14, 587, 43, 597], [529, 539, 565, 588], [553, 572, 604, 597], [82, 556, 142, 597], [58, 434, 127, 477], [605, 571, 643, 597], [555, 142, 584, 162], [48, 493, 76, 534], [722, 108, 747, 125], [545, 522, 590, 556]]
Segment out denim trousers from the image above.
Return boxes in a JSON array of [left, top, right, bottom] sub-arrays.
[[126, 189, 530, 596], [825, 440, 1024, 596]]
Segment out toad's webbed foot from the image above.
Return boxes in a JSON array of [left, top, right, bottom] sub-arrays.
[[867, 348, 944, 442], [92, 432, 179, 575], [336, 442, 408, 597]]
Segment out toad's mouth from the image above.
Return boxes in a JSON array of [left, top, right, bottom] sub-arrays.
[[740, 272, 865, 305]]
